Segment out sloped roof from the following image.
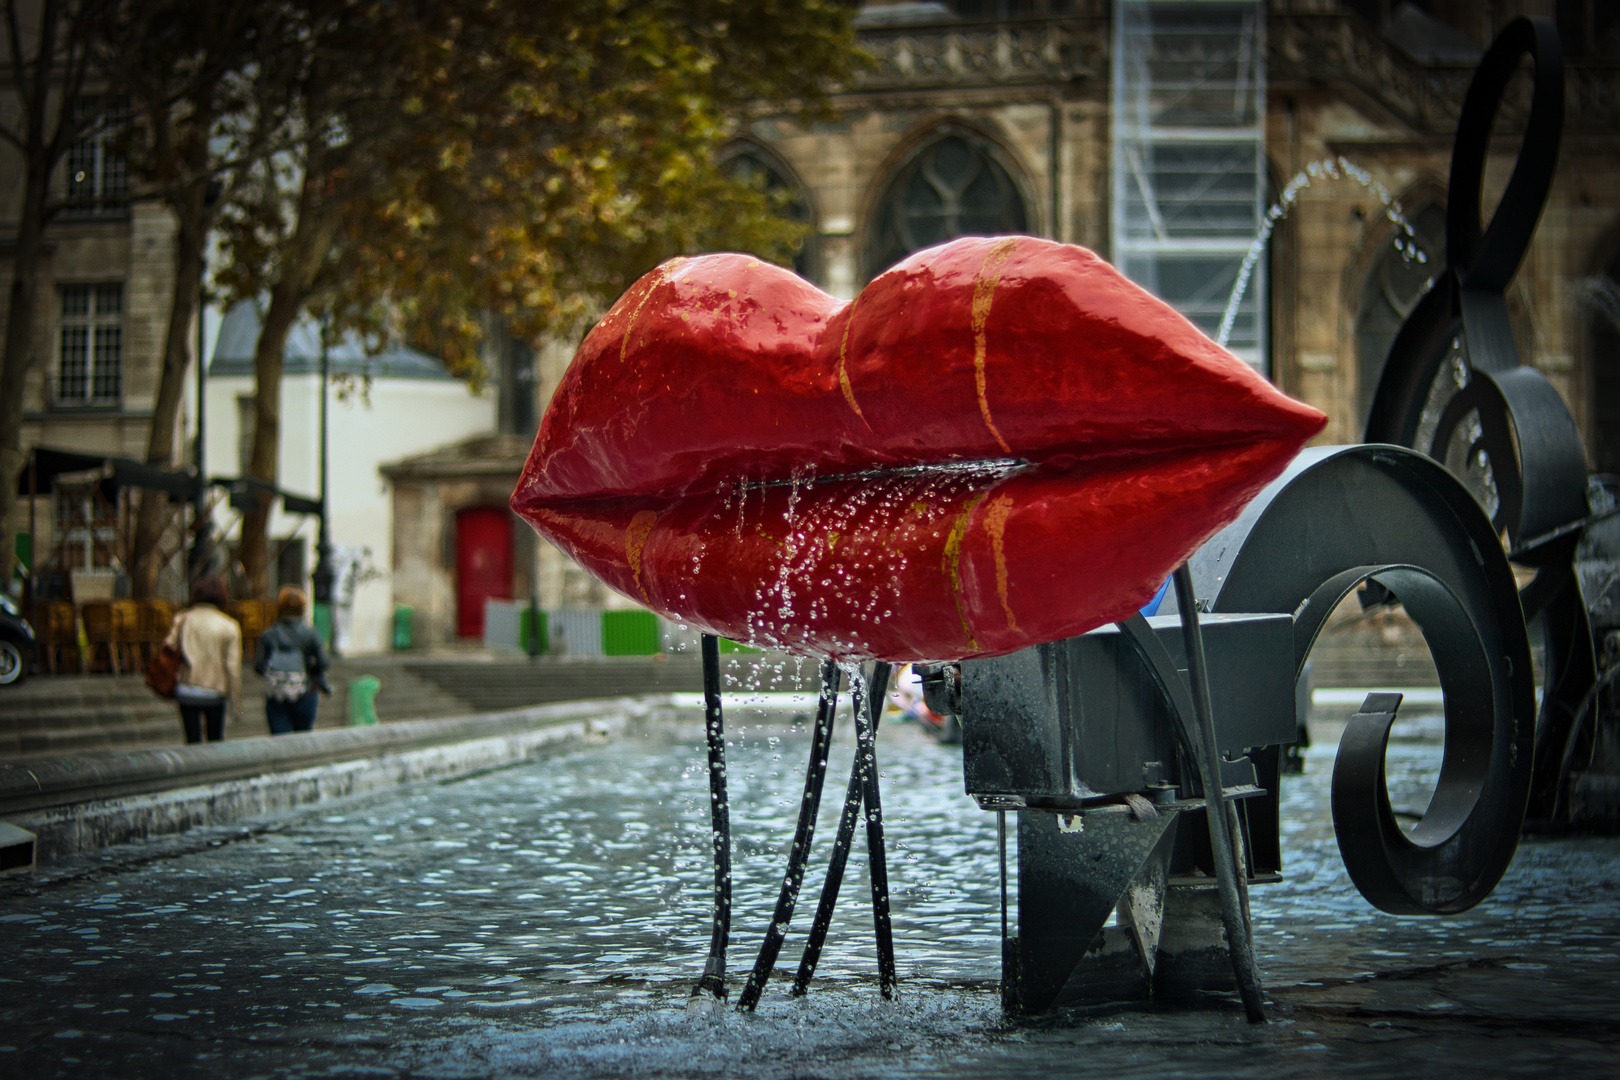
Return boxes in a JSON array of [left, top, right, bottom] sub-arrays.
[[379, 433, 532, 481], [209, 300, 454, 380]]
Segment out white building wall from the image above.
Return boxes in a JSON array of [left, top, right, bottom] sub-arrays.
[[206, 371, 495, 654]]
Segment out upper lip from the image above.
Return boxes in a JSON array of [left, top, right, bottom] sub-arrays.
[[514, 236, 1325, 661]]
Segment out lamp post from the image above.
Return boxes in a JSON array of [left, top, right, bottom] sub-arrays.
[[310, 320, 336, 654], [188, 182, 222, 595], [188, 248, 210, 596]]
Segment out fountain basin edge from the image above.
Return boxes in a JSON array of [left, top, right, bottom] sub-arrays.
[[0, 696, 725, 864]]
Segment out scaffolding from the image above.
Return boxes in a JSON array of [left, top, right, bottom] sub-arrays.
[[1112, 0, 1267, 373]]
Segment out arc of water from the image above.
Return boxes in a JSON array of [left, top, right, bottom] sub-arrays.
[[1215, 156, 1430, 350]]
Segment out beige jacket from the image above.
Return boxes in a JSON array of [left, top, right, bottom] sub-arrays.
[[165, 603, 242, 708]]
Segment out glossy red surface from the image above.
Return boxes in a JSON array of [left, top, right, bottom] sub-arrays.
[[513, 236, 1326, 661]]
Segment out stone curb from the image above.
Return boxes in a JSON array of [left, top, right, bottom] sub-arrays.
[[0, 696, 689, 864]]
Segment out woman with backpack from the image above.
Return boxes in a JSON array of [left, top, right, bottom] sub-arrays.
[[165, 575, 243, 744], [255, 586, 332, 735]]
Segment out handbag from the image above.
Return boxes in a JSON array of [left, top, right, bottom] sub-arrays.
[[146, 613, 184, 699], [146, 644, 182, 699]]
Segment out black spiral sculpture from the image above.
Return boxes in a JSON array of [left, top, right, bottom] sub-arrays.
[[1364, 15, 1612, 833]]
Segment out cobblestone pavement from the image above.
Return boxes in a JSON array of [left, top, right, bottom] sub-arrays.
[[1, 712, 1617, 1079]]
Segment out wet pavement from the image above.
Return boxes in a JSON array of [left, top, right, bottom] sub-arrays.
[[1, 704, 1618, 1079]]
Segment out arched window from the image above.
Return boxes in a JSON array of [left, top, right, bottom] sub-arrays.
[[1354, 203, 1446, 428], [721, 143, 816, 282], [865, 130, 1030, 279]]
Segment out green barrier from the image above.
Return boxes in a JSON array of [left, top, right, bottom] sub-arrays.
[[392, 605, 414, 650], [312, 603, 333, 649], [348, 675, 381, 726], [11, 532, 29, 590], [519, 607, 548, 655], [718, 637, 760, 654], [602, 609, 659, 655]]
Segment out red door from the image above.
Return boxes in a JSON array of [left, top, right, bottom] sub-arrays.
[[455, 506, 513, 638]]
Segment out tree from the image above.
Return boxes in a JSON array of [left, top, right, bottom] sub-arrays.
[[209, 0, 863, 595], [331, 0, 861, 371], [0, 0, 118, 592], [118, 2, 289, 597]]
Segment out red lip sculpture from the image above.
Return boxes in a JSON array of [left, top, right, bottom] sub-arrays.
[[512, 236, 1325, 661]]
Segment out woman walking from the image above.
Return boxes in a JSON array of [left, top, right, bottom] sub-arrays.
[[255, 586, 331, 735], [165, 575, 242, 744]]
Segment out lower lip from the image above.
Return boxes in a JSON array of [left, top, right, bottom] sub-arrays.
[[522, 437, 1301, 661]]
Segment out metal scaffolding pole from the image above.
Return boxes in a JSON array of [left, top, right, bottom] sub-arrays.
[[1112, 0, 1268, 373]]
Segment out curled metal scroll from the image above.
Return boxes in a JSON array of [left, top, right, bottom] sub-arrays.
[[1310, 566, 1496, 914], [1189, 446, 1535, 914], [1361, 16, 1599, 829], [1428, 368, 1589, 558], [1365, 16, 1566, 452]]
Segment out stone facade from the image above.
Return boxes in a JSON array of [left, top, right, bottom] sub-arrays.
[[10, 1, 1619, 638], [2, 120, 184, 584], [726, 0, 1620, 455], [467, 1, 1620, 633], [382, 435, 560, 648], [4, 213, 179, 461]]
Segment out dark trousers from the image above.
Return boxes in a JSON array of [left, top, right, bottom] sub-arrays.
[[178, 702, 226, 744], [266, 691, 318, 735]]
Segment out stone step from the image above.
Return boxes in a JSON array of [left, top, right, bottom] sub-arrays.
[[0, 658, 479, 759], [0, 688, 179, 732], [0, 697, 386, 758], [0, 680, 174, 711], [0, 717, 191, 757]]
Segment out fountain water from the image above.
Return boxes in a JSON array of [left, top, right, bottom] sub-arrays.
[[1216, 155, 1431, 350], [7, 701, 1620, 1079]]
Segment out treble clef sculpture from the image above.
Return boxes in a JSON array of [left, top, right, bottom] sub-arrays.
[[1364, 15, 1609, 832]]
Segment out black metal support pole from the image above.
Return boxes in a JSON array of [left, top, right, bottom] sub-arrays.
[[997, 809, 1008, 945], [188, 248, 209, 591], [1172, 563, 1266, 1022], [736, 660, 842, 1012], [792, 662, 897, 998], [1227, 799, 1256, 942], [792, 675, 867, 996], [319, 333, 328, 563], [857, 661, 898, 999], [26, 450, 37, 605], [311, 326, 335, 649], [691, 634, 731, 1003], [525, 529, 542, 661]]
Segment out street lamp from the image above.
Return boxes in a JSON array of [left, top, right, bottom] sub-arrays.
[[187, 256, 211, 594], [310, 319, 336, 655], [188, 181, 222, 594]]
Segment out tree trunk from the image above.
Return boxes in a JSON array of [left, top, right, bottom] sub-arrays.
[[0, 159, 55, 595], [238, 280, 294, 596], [131, 177, 209, 598], [237, 176, 343, 596]]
